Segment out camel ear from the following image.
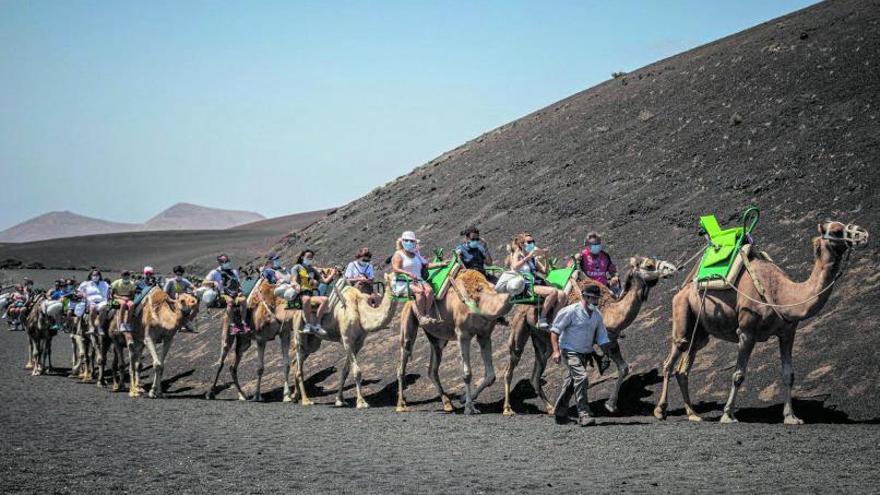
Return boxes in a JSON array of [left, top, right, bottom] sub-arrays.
[[629, 257, 639, 268]]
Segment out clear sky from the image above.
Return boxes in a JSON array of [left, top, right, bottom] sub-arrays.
[[0, 0, 818, 230]]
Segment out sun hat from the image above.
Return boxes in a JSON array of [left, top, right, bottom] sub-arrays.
[[400, 231, 419, 242]]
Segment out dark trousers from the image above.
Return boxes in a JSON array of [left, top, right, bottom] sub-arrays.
[[554, 350, 591, 418]]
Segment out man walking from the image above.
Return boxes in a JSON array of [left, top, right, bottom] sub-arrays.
[[550, 284, 610, 426]]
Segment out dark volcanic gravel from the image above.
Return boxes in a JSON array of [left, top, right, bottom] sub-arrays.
[[1, 329, 878, 494]]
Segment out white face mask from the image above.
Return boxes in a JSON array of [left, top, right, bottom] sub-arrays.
[[91, 276, 100, 282], [221, 262, 232, 270], [588, 303, 597, 311]]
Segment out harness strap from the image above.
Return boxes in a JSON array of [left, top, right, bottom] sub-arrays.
[[739, 250, 792, 323]]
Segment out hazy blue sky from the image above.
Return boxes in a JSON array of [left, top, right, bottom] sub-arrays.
[[0, 0, 818, 230]]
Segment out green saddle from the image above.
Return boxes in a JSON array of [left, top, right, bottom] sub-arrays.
[[390, 249, 458, 301], [503, 258, 577, 306], [696, 206, 760, 282], [240, 278, 258, 297]]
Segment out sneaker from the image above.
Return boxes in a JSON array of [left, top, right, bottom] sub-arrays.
[[301, 324, 315, 335], [311, 325, 328, 338], [537, 316, 550, 330], [578, 414, 596, 427]]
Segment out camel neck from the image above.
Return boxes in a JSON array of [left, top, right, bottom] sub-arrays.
[[603, 276, 647, 332], [773, 244, 843, 321]]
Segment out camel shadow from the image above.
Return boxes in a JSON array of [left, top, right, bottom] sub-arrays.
[[361, 373, 430, 408], [669, 398, 880, 424], [298, 366, 340, 398], [261, 376, 381, 403], [590, 369, 663, 417], [477, 379, 545, 415]]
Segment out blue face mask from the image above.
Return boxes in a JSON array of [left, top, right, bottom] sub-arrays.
[[221, 262, 232, 270], [302, 258, 313, 267], [525, 242, 535, 253], [468, 240, 480, 249], [402, 240, 416, 251], [273, 260, 282, 268], [590, 244, 602, 255]]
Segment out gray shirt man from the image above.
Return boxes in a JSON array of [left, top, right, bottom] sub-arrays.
[[550, 302, 610, 353]]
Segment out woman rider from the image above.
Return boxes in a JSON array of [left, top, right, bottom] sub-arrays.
[[344, 247, 380, 306], [507, 232, 565, 330], [576, 231, 620, 295], [293, 249, 337, 337], [391, 231, 443, 325], [109, 270, 137, 332], [78, 270, 111, 336]]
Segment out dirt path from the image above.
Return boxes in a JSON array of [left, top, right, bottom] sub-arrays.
[[1, 328, 878, 494]]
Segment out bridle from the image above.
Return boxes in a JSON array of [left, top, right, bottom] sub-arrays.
[[821, 221, 869, 247]]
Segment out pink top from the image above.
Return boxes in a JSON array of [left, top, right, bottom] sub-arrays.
[[579, 250, 617, 287]]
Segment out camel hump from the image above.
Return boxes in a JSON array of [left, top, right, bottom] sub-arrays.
[[569, 278, 615, 307], [455, 269, 493, 300]]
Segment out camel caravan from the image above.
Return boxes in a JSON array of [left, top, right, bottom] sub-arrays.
[[3, 207, 869, 426]]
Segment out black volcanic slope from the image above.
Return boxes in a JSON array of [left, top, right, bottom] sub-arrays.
[[263, 0, 879, 419]]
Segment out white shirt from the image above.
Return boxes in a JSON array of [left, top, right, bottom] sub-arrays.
[[550, 302, 610, 354], [344, 260, 375, 281], [79, 280, 110, 303]]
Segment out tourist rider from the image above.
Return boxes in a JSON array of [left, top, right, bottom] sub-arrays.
[[391, 231, 442, 326], [163, 265, 197, 332], [260, 254, 288, 284], [454, 226, 494, 280], [507, 232, 565, 330], [344, 247, 380, 306], [293, 249, 336, 337], [78, 270, 110, 336], [110, 270, 138, 332], [203, 254, 250, 335], [550, 284, 610, 426], [576, 232, 620, 295]]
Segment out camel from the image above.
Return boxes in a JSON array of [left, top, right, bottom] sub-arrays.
[[205, 279, 296, 402], [293, 273, 398, 408], [502, 256, 677, 416], [654, 220, 868, 424], [110, 288, 199, 398], [24, 294, 53, 376], [396, 269, 518, 415]]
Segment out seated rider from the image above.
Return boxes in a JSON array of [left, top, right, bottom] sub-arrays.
[[110, 271, 138, 332], [391, 231, 443, 326], [344, 247, 380, 306], [454, 226, 494, 280], [576, 232, 619, 295], [78, 270, 110, 336], [44, 279, 71, 332], [293, 249, 337, 337], [507, 232, 565, 330], [203, 254, 250, 335], [6, 284, 27, 331], [136, 266, 160, 296], [164, 265, 197, 332], [260, 255, 289, 285]]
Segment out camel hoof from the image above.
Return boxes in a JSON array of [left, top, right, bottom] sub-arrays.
[[334, 399, 346, 408], [283, 395, 293, 403], [719, 414, 738, 424], [112, 384, 121, 392], [441, 396, 454, 413], [238, 394, 248, 401], [502, 407, 515, 417], [653, 407, 667, 421], [545, 405, 556, 416], [356, 400, 370, 409], [395, 404, 410, 413], [148, 390, 159, 399], [784, 416, 804, 425], [688, 414, 703, 422], [463, 405, 481, 415], [300, 398, 314, 406], [250, 395, 263, 403], [605, 402, 618, 414], [25, 363, 33, 370], [205, 391, 216, 400]]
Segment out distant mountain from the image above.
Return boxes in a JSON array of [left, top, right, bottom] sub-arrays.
[[0, 211, 138, 243], [142, 203, 265, 231], [0, 203, 266, 243]]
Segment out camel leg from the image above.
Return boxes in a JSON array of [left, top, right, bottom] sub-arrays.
[[779, 328, 803, 425], [457, 332, 479, 415], [530, 331, 554, 414], [26, 335, 35, 371], [206, 333, 232, 400], [127, 341, 141, 397], [349, 334, 370, 409], [252, 339, 266, 402], [45, 336, 53, 372], [604, 341, 629, 414], [96, 336, 110, 388], [230, 338, 248, 401], [335, 344, 353, 407], [654, 293, 693, 420], [294, 335, 314, 406], [30, 337, 42, 376], [425, 333, 453, 412], [111, 341, 123, 391], [719, 330, 756, 424], [470, 334, 496, 402], [502, 317, 530, 416], [280, 327, 293, 403], [144, 336, 162, 398], [395, 307, 418, 412]]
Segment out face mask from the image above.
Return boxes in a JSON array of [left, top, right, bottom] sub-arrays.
[[123, 277, 131, 283], [273, 260, 282, 268], [468, 240, 480, 249], [359, 259, 371, 265], [524, 242, 535, 253], [587, 303, 597, 311], [302, 258, 313, 267], [402, 240, 416, 251], [590, 244, 602, 255], [91, 276, 100, 282], [221, 262, 232, 270]]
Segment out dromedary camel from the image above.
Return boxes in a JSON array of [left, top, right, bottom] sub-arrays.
[[502, 256, 677, 416], [654, 220, 868, 424], [205, 279, 296, 402], [396, 269, 517, 415], [24, 294, 53, 376], [110, 288, 199, 398], [293, 273, 398, 408]]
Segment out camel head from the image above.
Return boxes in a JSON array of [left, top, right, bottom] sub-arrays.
[[177, 293, 200, 322], [816, 221, 869, 260], [457, 269, 511, 317], [628, 256, 677, 284]]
